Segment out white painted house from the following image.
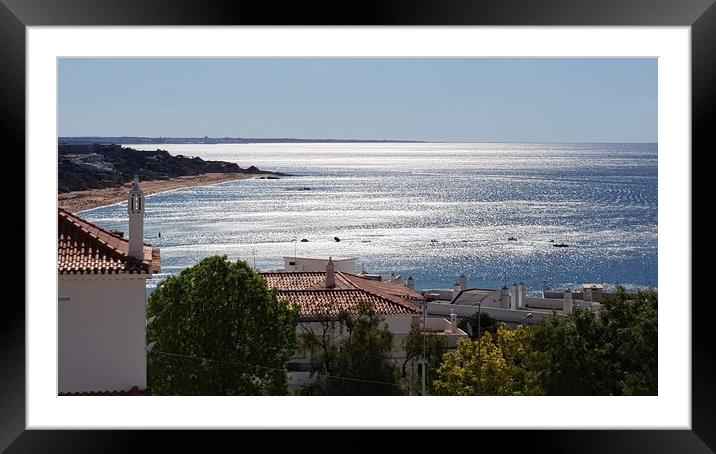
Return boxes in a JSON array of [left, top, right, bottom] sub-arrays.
[[58, 177, 160, 395]]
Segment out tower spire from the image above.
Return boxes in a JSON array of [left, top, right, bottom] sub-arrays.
[[128, 175, 145, 260]]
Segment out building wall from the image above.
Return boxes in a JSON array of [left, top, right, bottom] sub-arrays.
[[384, 314, 416, 356], [583, 286, 603, 302], [283, 257, 357, 273], [424, 317, 467, 348], [58, 275, 148, 393], [427, 301, 563, 325], [524, 297, 564, 310]]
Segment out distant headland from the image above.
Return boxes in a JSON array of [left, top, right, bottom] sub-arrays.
[[58, 142, 288, 212], [59, 136, 427, 144]]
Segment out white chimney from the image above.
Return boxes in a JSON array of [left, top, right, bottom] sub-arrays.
[[511, 282, 518, 310], [500, 286, 510, 309], [452, 282, 461, 299], [563, 288, 573, 314], [449, 309, 457, 333], [406, 276, 415, 290], [128, 175, 145, 260], [458, 273, 467, 291], [517, 281, 526, 309], [325, 257, 336, 288]]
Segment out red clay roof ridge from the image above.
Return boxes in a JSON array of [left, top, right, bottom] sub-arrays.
[[337, 272, 422, 313], [59, 208, 155, 261]]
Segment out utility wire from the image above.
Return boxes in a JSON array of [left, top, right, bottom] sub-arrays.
[[151, 349, 402, 388]]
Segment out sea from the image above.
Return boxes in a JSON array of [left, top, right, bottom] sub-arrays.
[[79, 142, 658, 293]]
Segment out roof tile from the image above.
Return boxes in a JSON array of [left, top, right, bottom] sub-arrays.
[[261, 271, 421, 319], [58, 208, 160, 275]]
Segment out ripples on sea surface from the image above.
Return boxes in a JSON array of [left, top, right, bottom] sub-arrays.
[[81, 143, 657, 292]]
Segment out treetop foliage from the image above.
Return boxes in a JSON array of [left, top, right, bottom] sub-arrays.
[[147, 255, 299, 395]]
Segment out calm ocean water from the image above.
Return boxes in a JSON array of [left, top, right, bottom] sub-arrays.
[[80, 143, 657, 292]]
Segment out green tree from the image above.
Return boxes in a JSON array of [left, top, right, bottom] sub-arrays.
[[608, 289, 657, 395], [530, 288, 658, 395], [146, 256, 299, 395], [458, 312, 497, 339], [401, 321, 449, 394], [299, 301, 401, 395], [432, 324, 543, 396]]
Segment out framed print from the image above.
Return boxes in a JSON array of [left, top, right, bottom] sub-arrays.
[[5, 0, 715, 451]]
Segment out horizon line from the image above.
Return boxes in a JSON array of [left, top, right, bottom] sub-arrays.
[[59, 135, 658, 145]]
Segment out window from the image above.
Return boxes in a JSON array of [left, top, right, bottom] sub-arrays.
[[131, 194, 142, 212]]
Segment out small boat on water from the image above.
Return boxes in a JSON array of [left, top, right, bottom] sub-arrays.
[[508, 236, 517, 241], [553, 243, 569, 248]]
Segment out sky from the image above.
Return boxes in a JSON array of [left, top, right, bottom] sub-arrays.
[[58, 58, 657, 142]]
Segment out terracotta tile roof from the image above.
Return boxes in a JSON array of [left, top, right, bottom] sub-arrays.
[[340, 273, 424, 305], [261, 272, 353, 290], [59, 386, 151, 396], [58, 208, 160, 275], [277, 289, 418, 319], [261, 271, 421, 319]]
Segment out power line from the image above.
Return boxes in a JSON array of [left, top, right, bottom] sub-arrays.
[[151, 350, 401, 388]]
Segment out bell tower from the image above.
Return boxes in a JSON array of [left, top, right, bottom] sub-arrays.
[[128, 175, 145, 260]]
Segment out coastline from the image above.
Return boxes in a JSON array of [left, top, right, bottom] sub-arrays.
[[58, 172, 264, 213]]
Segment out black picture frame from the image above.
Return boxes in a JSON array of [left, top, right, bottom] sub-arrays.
[[5, 0, 714, 451]]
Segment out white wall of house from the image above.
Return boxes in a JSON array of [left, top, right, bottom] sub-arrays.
[[423, 318, 468, 348], [383, 314, 414, 334], [283, 256, 357, 273], [384, 314, 417, 356], [523, 297, 599, 311], [524, 297, 564, 310], [58, 275, 148, 393]]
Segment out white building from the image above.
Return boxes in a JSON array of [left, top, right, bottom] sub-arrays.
[[58, 177, 160, 395], [283, 256, 357, 273], [423, 275, 604, 328], [582, 284, 604, 302]]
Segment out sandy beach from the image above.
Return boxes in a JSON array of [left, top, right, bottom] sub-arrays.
[[58, 173, 262, 213]]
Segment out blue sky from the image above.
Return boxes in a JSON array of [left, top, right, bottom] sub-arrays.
[[58, 58, 657, 142]]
